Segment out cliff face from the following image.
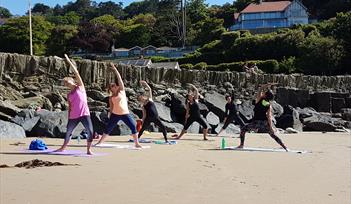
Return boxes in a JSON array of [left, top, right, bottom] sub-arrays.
[[1, 52, 350, 92]]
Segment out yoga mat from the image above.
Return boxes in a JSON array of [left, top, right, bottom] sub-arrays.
[[20, 149, 108, 157], [223, 146, 309, 154], [128, 139, 152, 143], [153, 140, 177, 145], [94, 143, 151, 150]]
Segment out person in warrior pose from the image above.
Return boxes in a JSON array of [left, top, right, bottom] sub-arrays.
[[95, 63, 141, 148], [137, 80, 169, 143], [55, 54, 94, 155], [216, 93, 246, 136], [173, 84, 208, 140], [237, 83, 288, 151]]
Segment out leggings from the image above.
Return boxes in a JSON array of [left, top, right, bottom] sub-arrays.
[[239, 120, 286, 148], [222, 114, 245, 129], [138, 117, 168, 141], [65, 116, 93, 142], [184, 116, 208, 130], [105, 113, 137, 135]]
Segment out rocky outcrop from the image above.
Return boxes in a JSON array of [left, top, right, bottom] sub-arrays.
[[0, 120, 26, 139], [1, 53, 350, 92]]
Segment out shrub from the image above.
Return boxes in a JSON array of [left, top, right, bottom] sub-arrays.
[[278, 56, 297, 74], [180, 63, 194, 69], [150, 56, 170, 62], [193, 62, 207, 70], [220, 31, 240, 48]]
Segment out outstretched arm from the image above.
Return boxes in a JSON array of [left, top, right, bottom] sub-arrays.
[[188, 83, 199, 100], [140, 80, 152, 100], [110, 62, 124, 91], [64, 54, 84, 89]]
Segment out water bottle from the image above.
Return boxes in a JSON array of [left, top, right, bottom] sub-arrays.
[[154, 140, 164, 144], [221, 138, 226, 149]]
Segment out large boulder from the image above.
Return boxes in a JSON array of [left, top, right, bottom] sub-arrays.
[[215, 123, 241, 135], [0, 120, 26, 139], [86, 89, 108, 102], [0, 100, 22, 119], [8, 95, 53, 111], [341, 108, 351, 121], [12, 109, 40, 133], [237, 100, 254, 121], [0, 84, 24, 101], [271, 101, 284, 118], [29, 110, 84, 138], [310, 92, 331, 112], [331, 98, 345, 113], [303, 115, 337, 132], [154, 101, 172, 122], [276, 87, 310, 108], [276, 105, 303, 131], [204, 91, 227, 121], [166, 93, 186, 124], [206, 112, 220, 126], [162, 122, 183, 133]]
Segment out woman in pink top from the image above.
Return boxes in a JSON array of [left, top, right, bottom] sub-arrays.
[[96, 63, 141, 148], [55, 54, 94, 155]]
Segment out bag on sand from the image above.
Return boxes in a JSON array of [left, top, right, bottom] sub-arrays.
[[29, 139, 48, 150]]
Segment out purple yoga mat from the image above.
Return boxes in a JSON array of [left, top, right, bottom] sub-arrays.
[[20, 149, 108, 157]]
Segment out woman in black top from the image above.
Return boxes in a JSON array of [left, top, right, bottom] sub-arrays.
[[216, 94, 245, 136], [137, 81, 168, 142], [237, 83, 288, 151], [173, 84, 208, 140]]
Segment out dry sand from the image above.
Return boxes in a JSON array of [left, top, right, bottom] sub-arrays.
[[0, 132, 350, 204]]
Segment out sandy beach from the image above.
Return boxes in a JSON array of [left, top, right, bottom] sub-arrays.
[[0, 132, 350, 204]]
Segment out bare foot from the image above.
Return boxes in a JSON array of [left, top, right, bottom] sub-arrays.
[[236, 145, 244, 149], [87, 150, 93, 155], [203, 138, 208, 141], [171, 134, 178, 138], [135, 144, 142, 148], [53, 148, 65, 152]]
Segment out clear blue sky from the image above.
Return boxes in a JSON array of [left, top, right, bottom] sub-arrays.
[[0, 0, 232, 16]]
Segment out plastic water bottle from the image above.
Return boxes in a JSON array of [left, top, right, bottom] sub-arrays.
[[154, 140, 164, 144], [221, 138, 226, 149]]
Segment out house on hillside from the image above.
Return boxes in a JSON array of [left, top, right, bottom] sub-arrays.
[[142, 45, 157, 57], [118, 59, 152, 67], [230, 0, 308, 33], [129, 46, 143, 57]]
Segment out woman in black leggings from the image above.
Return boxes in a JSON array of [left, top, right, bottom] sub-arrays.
[[173, 84, 208, 140], [137, 81, 168, 143], [216, 94, 245, 136], [237, 83, 288, 151]]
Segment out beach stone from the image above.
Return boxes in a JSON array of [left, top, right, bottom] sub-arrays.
[[331, 98, 345, 113], [215, 123, 241, 135], [237, 100, 254, 121], [341, 108, 351, 121], [12, 109, 40, 132], [29, 110, 83, 138], [0, 120, 26, 139], [204, 91, 226, 120], [86, 89, 107, 102], [311, 92, 331, 112], [8, 95, 53, 111], [166, 93, 186, 124], [154, 101, 172, 122], [0, 100, 22, 118], [271, 101, 284, 118], [276, 87, 310, 108], [162, 122, 183, 133], [206, 112, 220, 125], [303, 115, 337, 132], [276, 105, 303, 131]]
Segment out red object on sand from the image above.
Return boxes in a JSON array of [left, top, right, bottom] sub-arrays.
[[136, 120, 142, 132]]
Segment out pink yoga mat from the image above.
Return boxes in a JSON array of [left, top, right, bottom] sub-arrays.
[[20, 149, 108, 157]]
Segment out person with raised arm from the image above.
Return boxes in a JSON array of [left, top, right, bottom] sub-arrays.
[[95, 63, 141, 148], [237, 83, 288, 151], [173, 83, 208, 140], [55, 54, 94, 155], [216, 92, 246, 137], [137, 80, 169, 143]]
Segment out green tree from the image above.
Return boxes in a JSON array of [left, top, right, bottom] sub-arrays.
[[209, 3, 237, 28], [32, 3, 52, 15], [297, 36, 345, 75], [96, 1, 125, 18], [124, 0, 158, 18], [0, 6, 12, 18], [46, 25, 78, 56], [0, 16, 53, 55], [187, 0, 209, 23], [47, 11, 81, 26], [116, 24, 151, 48], [193, 17, 225, 46]]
